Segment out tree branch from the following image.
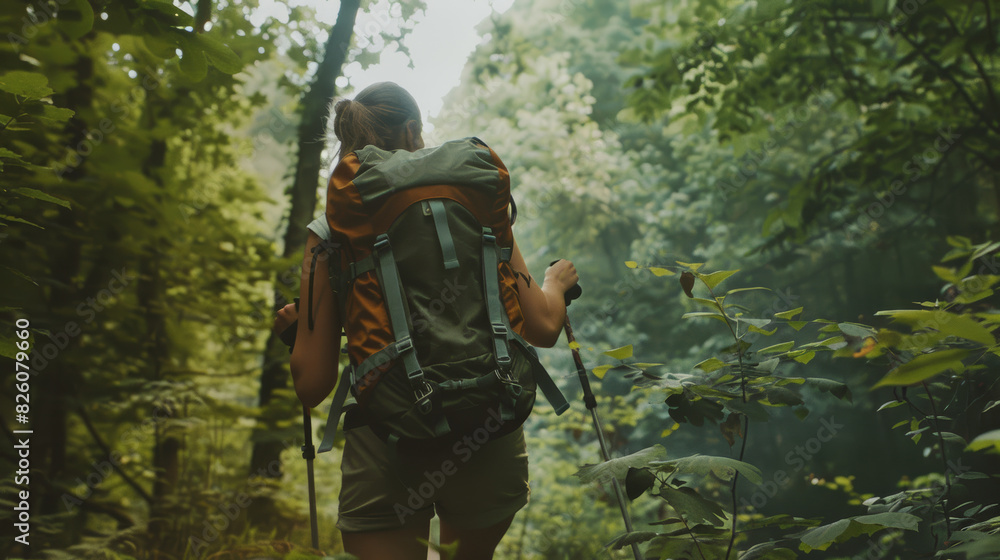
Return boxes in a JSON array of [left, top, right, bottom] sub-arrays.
[[896, 28, 1000, 135], [941, 8, 1000, 122], [76, 406, 155, 505]]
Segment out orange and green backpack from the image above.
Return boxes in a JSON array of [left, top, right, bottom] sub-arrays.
[[309, 137, 568, 453]]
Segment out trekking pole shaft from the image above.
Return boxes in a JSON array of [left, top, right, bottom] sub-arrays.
[[564, 316, 642, 560], [563, 316, 597, 411], [302, 406, 319, 550]]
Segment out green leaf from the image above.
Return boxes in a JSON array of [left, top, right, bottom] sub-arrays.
[[144, 0, 194, 24], [725, 287, 771, 296], [676, 261, 704, 271], [792, 350, 816, 364], [592, 364, 611, 379], [0, 213, 43, 229], [625, 260, 638, 268], [4, 266, 38, 286], [609, 532, 661, 550], [877, 400, 905, 412], [0, 334, 16, 359], [186, 33, 243, 74], [57, 0, 95, 39], [741, 542, 799, 560], [932, 265, 959, 283], [723, 399, 770, 421], [683, 311, 730, 324], [875, 309, 996, 346], [0, 71, 53, 98], [12, 188, 71, 209], [775, 307, 804, 320], [575, 445, 667, 484], [759, 341, 794, 355], [652, 454, 763, 485], [39, 105, 75, 122], [798, 513, 921, 552], [602, 345, 633, 360], [694, 357, 727, 372], [659, 485, 727, 525], [0, 148, 27, 164], [649, 266, 674, 276], [838, 322, 875, 338], [691, 297, 721, 310], [179, 49, 208, 81], [625, 467, 656, 500], [748, 324, 778, 335], [939, 432, 968, 446], [806, 378, 852, 402], [764, 387, 804, 406], [967, 429, 1000, 454], [873, 349, 971, 388], [699, 269, 739, 290]]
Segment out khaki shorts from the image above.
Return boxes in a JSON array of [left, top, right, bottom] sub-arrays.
[[337, 422, 529, 533]]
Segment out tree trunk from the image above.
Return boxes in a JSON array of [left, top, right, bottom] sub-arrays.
[[249, 0, 361, 478]]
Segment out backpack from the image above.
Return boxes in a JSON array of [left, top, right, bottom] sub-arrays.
[[309, 137, 568, 453]]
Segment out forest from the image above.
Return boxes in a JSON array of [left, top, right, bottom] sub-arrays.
[[1, 0, 999, 558]]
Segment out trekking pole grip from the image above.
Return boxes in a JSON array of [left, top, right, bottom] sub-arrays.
[[549, 260, 582, 307]]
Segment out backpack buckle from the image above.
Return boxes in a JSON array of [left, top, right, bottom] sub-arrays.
[[495, 368, 517, 385], [414, 382, 434, 414], [395, 337, 414, 355], [491, 322, 508, 337]]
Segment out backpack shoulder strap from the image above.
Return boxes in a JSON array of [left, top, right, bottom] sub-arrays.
[[304, 217, 338, 330]]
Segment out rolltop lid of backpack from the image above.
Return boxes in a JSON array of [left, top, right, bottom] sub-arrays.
[[326, 137, 515, 256]]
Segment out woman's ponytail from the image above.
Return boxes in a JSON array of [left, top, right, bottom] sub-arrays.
[[331, 82, 421, 160], [333, 99, 383, 159]]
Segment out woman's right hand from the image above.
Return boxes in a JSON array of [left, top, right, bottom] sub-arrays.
[[273, 302, 298, 336], [544, 259, 579, 297]]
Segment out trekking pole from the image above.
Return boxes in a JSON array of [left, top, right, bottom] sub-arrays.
[[301, 405, 320, 550], [563, 317, 642, 560], [278, 298, 320, 550], [552, 263, 642, 560]]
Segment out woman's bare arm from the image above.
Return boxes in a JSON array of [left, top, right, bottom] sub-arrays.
[[289, 231, 341, 408], [509, 238, 578, 347]]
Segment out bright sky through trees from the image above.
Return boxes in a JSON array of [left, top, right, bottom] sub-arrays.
[[249, 0, 514, 129]]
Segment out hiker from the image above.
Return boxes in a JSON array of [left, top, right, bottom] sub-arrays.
[[278, 82, 578, 560]]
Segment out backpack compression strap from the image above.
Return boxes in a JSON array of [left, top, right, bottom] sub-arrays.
[[317, 366, 354, 453], [370, 233, 450, 440], [481, 228, 514, 371]]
